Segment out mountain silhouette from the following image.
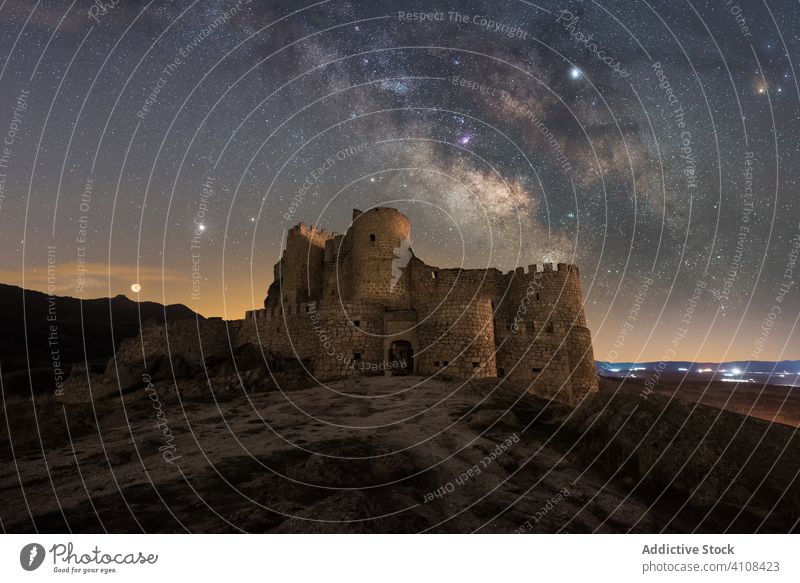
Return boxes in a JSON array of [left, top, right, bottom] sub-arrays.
[[0, 284, 198, 393]]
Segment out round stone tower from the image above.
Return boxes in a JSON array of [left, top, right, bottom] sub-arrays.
[[349, 207, 412, 309]]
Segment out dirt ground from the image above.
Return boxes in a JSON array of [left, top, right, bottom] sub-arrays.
[[2, 373, 798, 533]]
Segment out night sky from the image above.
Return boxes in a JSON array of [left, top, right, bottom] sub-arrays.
[[0, 0, 798, 362]]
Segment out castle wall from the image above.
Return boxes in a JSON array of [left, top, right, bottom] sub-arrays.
[[240, 300, 385, 379], [416, 296, 496, 379], [408, 258, 507, 306], [322, 234, 352, 302]]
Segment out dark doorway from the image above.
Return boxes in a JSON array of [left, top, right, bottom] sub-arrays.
[[388, 341, 413, 375]]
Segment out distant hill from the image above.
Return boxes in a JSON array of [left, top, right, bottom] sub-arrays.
[[596, 360, 800, 387], [0, 284, 199, 385]]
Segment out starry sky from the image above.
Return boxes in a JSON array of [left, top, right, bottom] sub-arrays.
[[0, 0, 798, 362]]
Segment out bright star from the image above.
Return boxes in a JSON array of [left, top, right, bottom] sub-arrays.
[[569, 67, 582, 80]]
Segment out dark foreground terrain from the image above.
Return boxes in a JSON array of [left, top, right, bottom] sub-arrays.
[[600, 372, 800, 428], [1, 370, 799, 533]]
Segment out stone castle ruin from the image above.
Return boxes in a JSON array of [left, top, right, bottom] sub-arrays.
[[61, 207, 597, 406]]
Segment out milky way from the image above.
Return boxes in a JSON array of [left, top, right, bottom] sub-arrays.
[[0, 0, 798, 361]]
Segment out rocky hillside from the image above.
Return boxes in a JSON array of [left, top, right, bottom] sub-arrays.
[[1, 366, 797, 533]]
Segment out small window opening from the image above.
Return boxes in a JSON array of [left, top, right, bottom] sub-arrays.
[[532, 367, 542, 373], [353, 352, 362, 360], [353, 320, 361, 328], [545, 322, 554, 333], [369, 234, 376, 242]]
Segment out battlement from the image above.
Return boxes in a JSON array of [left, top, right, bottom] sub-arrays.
[[504, 262, 579, 276], [289, 222, 335, 245]]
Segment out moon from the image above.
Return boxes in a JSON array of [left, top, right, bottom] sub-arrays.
[[131, 283, 142, 293]]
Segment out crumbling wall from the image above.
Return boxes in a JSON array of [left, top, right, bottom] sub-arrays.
[[348, 207, 412, 309], [107, 317, 232, 388]]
